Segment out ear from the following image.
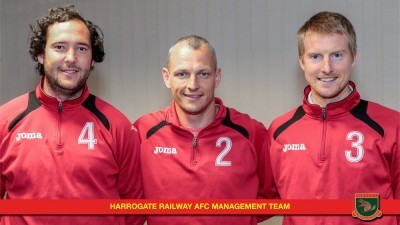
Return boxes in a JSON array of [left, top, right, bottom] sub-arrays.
[[298, 54, 305, 71], [214, 68, 222, 88], [91, 60, 95, 68], [351, 51, 358, 68], [37, 53, 44, 64], [162, 68, 171, 88]]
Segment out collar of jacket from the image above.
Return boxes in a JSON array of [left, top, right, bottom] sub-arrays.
[[35, 77, 90, 112], [302, 81, 361, 119], [165, 97, 227, 128]]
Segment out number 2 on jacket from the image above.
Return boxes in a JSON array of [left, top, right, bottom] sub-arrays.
[[215, 137, 232, 166]]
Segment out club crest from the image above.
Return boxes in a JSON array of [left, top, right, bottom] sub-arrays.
[[352, 193, 382, 221]]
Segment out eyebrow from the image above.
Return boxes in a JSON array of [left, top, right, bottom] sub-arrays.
[[51, 41, 91, 48], [306, 49, 346, 55]]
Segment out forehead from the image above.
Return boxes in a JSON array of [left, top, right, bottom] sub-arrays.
[[303, 31, 350, 52], [169, 43, 214, 68], [46, 19, 90, 44]]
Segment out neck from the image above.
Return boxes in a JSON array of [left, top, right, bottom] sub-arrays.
[[176, 103, 218, 131], [42, 79, 84, 102], [309, 85, 353, 107]]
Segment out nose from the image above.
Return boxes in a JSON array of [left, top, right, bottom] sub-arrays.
[[65, 48, 77, 64], [187, 74, 199, 90], [321, 58, 332, 74]]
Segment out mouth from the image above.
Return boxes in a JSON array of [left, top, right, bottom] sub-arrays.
[[60, 68, 79, 74], [318, 77, 337, 82], [183, 93, 203, 99]]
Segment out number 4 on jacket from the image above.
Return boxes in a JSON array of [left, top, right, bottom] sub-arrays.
[[78, 122, 98, 150]]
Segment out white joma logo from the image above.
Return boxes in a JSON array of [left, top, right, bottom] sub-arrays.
[[283, 143, 306, 152], [16, 132, 43, 141], [154, 146, 177, 155]]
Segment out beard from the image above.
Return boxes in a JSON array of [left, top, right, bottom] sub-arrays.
[[43, 64, 90, 100]]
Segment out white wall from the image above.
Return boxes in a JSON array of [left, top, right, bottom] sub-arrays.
[[1, 0, 398, 127], [1, 1, 399, 224]]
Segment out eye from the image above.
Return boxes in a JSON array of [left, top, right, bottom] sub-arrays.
[[176, 72, 189, 79], [54, 45, 65, 51], [77, 46, 89, 52], [198, 72, 209, 79], [310, 54, 322, 62], [331, 52, 342, 61]]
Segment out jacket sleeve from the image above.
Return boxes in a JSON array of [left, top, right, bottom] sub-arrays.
[[114, 123, 145, 225], [0, 121, 6, 199], [0, 121, 5, 223], [256, 127, 280, 222], [1, 152, 5, 200], [392, 124, 400, 225], [0, 176, 3, 223]]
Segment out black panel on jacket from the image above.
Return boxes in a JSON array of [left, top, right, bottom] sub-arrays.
[[8, 91, 42, 131], [350, 100, 384, 137], [222, 108, 249, 139], [82, 94, 110, 131], [273, 106, 306, 140], [145, 109, 249, 139], [146, 121, 169, 139]]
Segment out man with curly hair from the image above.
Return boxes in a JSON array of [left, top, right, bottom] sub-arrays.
[[0, 5, 144, 225]]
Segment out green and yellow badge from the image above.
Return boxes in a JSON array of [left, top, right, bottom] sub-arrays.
[[352, 193, 382, 221]]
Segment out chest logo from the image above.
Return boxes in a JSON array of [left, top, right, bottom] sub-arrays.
[[154, 146, 177, 155], [283, 143, 306, 152], [16, 132, 43, 141]]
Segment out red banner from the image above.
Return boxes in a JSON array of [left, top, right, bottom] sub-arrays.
[[0, 199, 398, 215]]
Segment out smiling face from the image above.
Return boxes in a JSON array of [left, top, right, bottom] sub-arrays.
[[162, 41, 221, 120], [38, 19, 94, 101], [299, 31, 357, 107]]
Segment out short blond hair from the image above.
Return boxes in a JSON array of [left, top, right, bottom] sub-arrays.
[[297, 11, 357, 59], [167, 35, 217, 70]]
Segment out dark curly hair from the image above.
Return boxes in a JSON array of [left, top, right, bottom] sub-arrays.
[[29, 5, 105, 75]]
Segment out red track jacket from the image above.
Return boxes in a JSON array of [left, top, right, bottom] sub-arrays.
[[134, 98, 277, 225], [0, 80, 144, 225], [269, 82, 399, 225]]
